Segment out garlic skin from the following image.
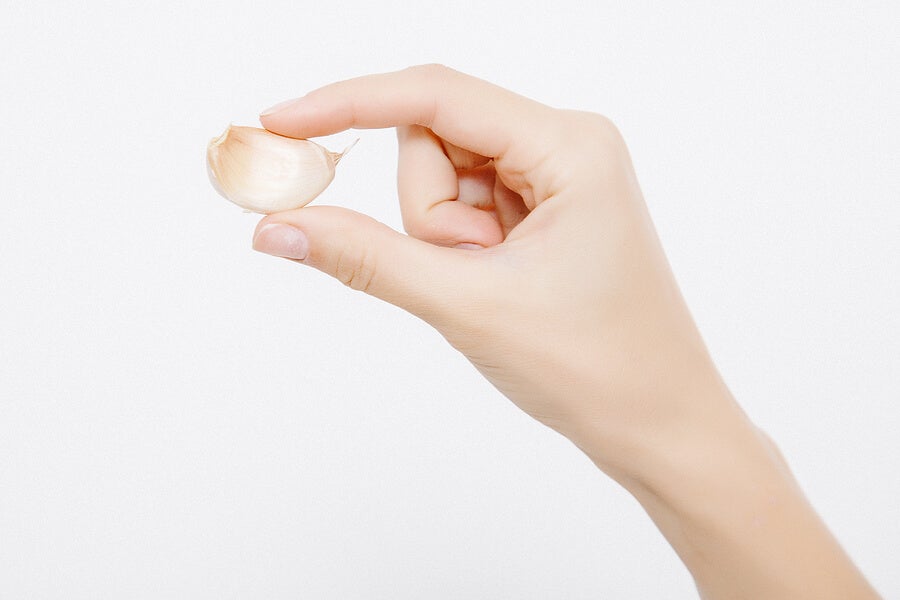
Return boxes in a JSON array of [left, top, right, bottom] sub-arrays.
[[206, 125, 355, 214]]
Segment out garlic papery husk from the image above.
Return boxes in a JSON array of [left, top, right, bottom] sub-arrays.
[[206, 125, 356, 214]]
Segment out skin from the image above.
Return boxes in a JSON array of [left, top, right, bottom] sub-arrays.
[[252, 64, 880, 599]]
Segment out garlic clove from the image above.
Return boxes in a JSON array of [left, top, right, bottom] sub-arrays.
[[206, 125, 356, 214]]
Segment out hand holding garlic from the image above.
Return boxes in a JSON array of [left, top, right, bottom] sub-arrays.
[[244, 65, 879, 599]]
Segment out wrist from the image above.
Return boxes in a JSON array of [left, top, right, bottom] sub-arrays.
[[571, 367, 796, 523], [565, 352, 749, 489], [574, 379, 880, 599]]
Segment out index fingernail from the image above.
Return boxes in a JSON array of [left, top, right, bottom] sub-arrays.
[[260, 97, 303, 117]]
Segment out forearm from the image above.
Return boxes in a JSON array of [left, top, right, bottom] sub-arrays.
[[584, 382, 880, 599]]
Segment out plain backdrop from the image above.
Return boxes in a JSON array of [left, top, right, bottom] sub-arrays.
[[1, 1, 898, 598]]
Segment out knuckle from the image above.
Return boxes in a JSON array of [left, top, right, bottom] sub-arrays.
[[555, 110, 629, 167], [587, 112, 619, 135], [403, 64, 455, 127], [401, 215, 430, 241], [334, 243, 377, 294], [563, 110, 622, 144], [537, 110, 631, 192], [407, 63, 452, 79]]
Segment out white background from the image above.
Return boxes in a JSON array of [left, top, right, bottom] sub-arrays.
[[1, 1, 898, 598]]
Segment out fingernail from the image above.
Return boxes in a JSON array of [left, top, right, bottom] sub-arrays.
[[260, 97, 303, 117], [253, 223, 309, 260]]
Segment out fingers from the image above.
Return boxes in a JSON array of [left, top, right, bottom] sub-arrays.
[[259, 64, 552, 162], [438, 139, 492, 171], [251, 206, 486, 327], [259, 65, 545, 252], [492, 172, 531, 237], [397, 125, 504, 248]]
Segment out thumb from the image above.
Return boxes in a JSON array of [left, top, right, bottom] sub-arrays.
[[252, 205, 480, 324]]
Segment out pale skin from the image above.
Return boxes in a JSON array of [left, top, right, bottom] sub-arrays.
[[252, 64, 880, 599]]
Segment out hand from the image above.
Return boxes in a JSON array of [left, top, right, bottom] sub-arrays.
[[254, 64, 726, 474], [252, 65, 878, 599]]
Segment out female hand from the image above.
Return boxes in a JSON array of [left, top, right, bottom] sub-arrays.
[[252, 65, 879, 599], [254, 64, 722, 473]]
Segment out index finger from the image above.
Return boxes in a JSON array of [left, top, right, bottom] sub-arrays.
[[258, 64, 552, 161]]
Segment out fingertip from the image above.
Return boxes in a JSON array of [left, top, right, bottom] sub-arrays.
[[259, 93, 346, 139], [252, 222, 309, 260], [402, 200, 504, 249], [258, 101, 303, 137]]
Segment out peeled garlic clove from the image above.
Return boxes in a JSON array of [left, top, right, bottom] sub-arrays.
[[206, 125, 356, 214]]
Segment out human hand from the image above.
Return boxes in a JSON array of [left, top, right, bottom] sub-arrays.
[[254, 65, 731, 477], [251, 65, 879, 599]]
